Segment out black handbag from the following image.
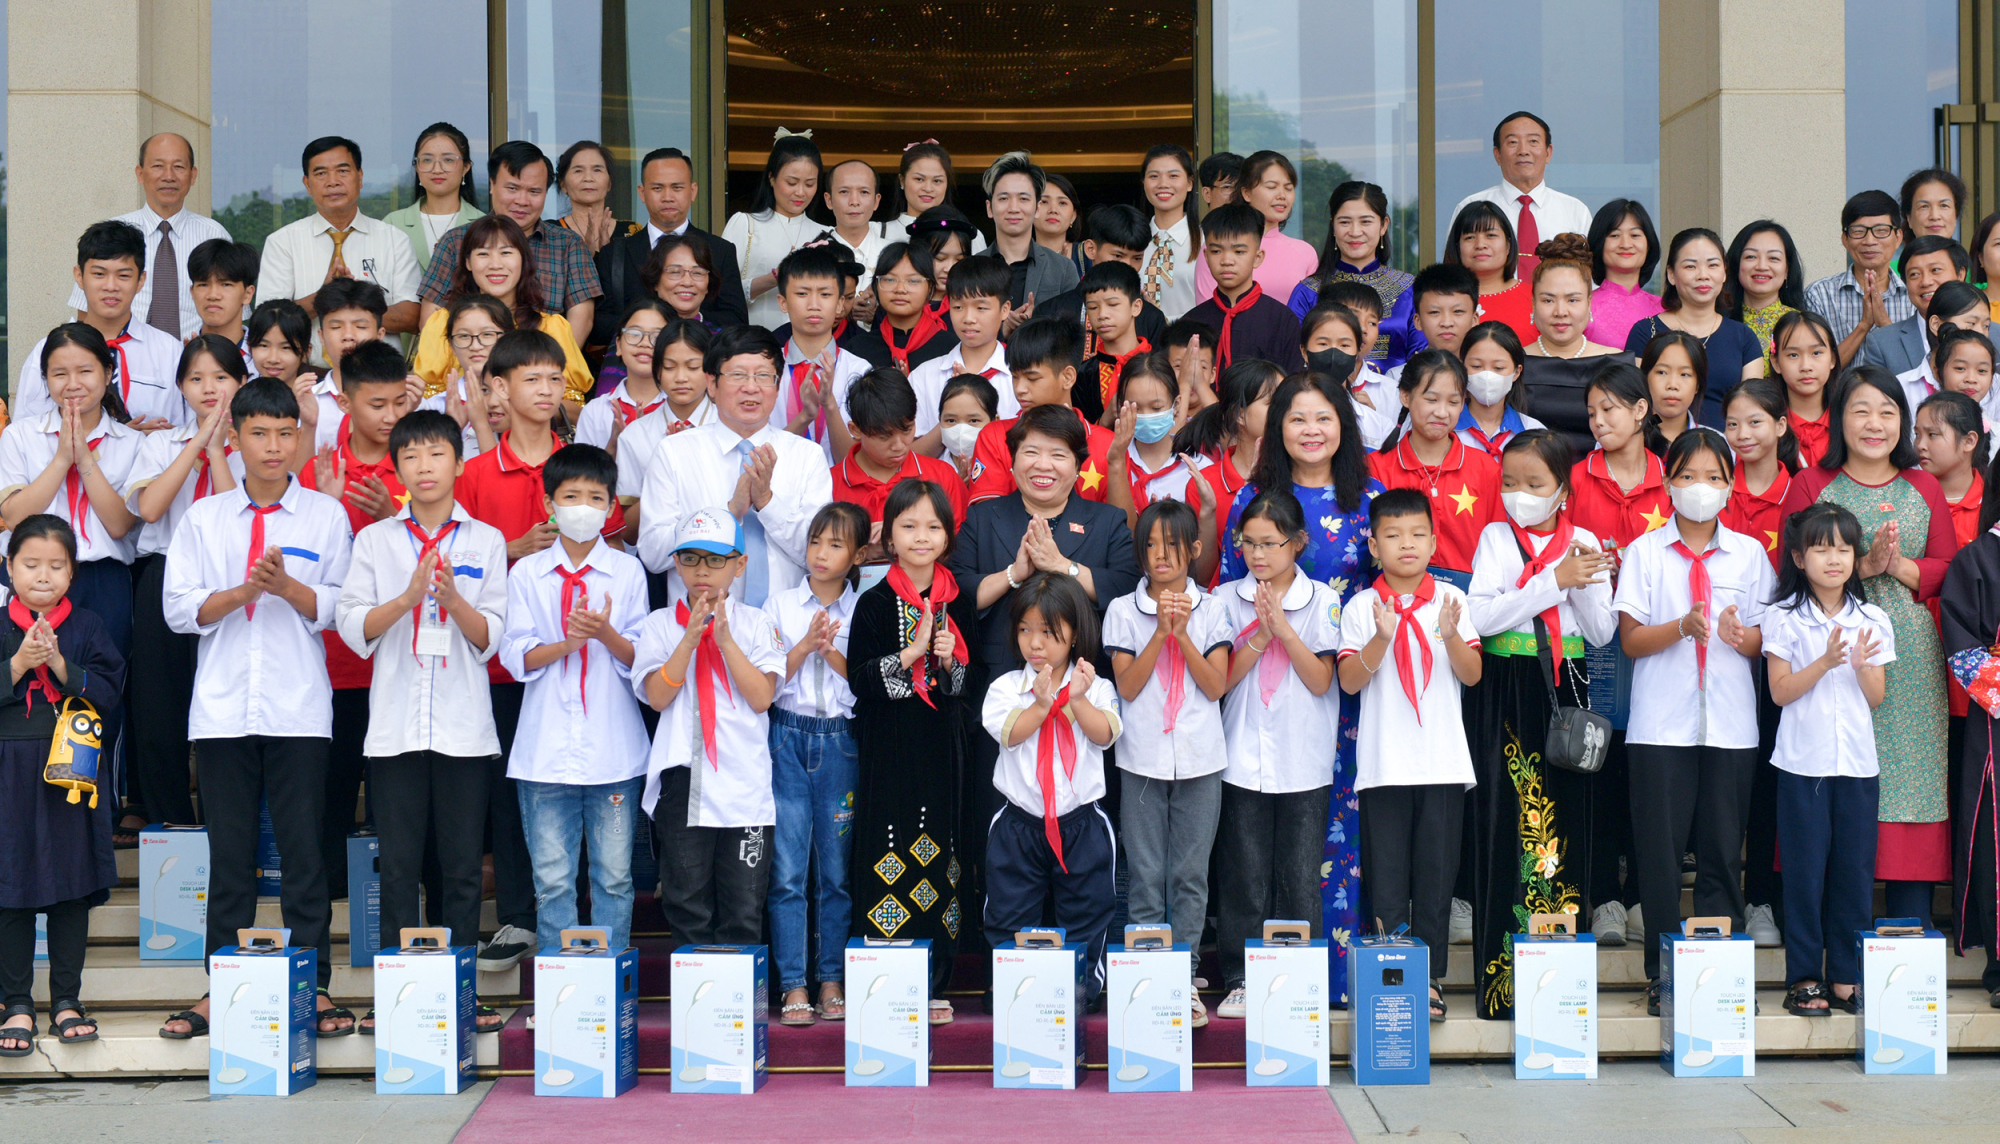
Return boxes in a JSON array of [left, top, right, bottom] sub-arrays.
[[1534, 615, 1610, 774]]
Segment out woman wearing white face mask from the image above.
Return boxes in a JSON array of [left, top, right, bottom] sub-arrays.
[[1464, 428, 1616, 1019], [1612, 428, 1776, 1014], [1458, 322, 1545, 461]]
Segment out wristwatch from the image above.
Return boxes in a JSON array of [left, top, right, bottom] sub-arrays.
[[1066, 561, 1080, 578]]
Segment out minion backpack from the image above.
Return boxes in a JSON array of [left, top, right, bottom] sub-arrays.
[[44, 698, 103, 808]]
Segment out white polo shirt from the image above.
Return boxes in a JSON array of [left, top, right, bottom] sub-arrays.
[[336, 505, 510, 759], [982, 664, 1123, 817], [1339, 580, 1480, 791], [768, 580, 858, 720], [123, 423, 248, 556], [1613, 519, 1775, 749], [16, 323, 189, 428], [1101, 580, 1230, 781], [1763, 597, 1896, 778], [1121, 447, 1214, 510], [632, 597, 788, 828], [575, 381, 669, 451], [635, 421, 834, 599], [774, 341, 872, 463], [613, 398, 717, 501], [0, 412, 152, 564], [1214, 572, 1343, 794], [1467, 521, 1619, 644], [910, 344, 1017, 436], [497, 538, 652, 786]]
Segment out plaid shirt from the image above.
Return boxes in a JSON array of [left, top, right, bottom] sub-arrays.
[[1802, 267, 1914, 345], [418, 218, 603, 311]]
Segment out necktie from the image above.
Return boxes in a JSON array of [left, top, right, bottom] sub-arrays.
[[736, 440, 771, 606], [1672, 539, 1716, 687], [192, 445, 234, 501], [556, 563, 594, 710], [1154, 596, 1188, 732], [786, 350, 833, 443], [405, 519, 459, 660], [1372, 574, 1437, 721], [8, 598, 72, 715], [1098, 336, 1153, 411], [106, 331, 136, 404], [243, 499, 283, 618], [1035, 679, 1079, 872], [1232, 611, 1289, 706], [1514, 194, 1540, 256], [1142, 235, 1174, 305], [1510, 516, 1575, 653], [614, 395, 665, 425], [675, 599, 734, 768], [329, 226, 354, 278], [1213, 282, 1264, 368], [63, 438, 103, 545], [887, 563, 968, 708], [146, 220, 180, 336]]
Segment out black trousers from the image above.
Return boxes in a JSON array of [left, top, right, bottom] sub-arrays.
[[489, 682, 536, 932], [1586, 733, 1638, 909], [373, 751, 492, 952], [1627, 743, 1757, 979], [124, 554, 199, 825], [1359, 783, 1463, 980], [321, 689, 371, 896], [198, 735, 333, 987], [1216, 783, 1331, 990], [1743, 672, 1784, 909], [983, 801, 1118, 1002], [1776, 772, 1877, 987], [0, 899, 89, 1008], [651, 766, 769, 950]]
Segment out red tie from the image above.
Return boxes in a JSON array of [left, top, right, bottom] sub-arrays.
[[64, 439, 102, 544], [243, 499, 282, 618], [675, 599, 734, 768], [786, 347, 835, 442], [1213, 283, 1263, 368], [106, 331, 136, 404], [1372, 573, 1437, 721], [1462, 423, 1505, 463], [192, 446, 234, 501], [405, 519, 459, 660], [1232, 613, 1289, 706], [1672, 539, 1715, 686], [1510, 515, 1576, 653], [1154, 601, 1187, 732], [1515, 194, 1540, 256], [614, 395, 665, 425], [1098, 337, 1153, 410], [1035, 679, 1079, 872], [556, 563, 594, 711], [8, 597, 71, 714]]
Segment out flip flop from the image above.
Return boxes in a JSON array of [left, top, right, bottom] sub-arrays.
[[159, 994, 209, 1039]]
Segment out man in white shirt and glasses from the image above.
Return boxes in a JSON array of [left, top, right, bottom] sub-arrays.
[[65, 133, 232, 340]]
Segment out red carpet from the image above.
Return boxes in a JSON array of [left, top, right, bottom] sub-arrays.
[[455, 1073, 1353, 1142]]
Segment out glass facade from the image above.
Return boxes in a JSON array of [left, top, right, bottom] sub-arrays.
[[1845, 0, 1958, 203]]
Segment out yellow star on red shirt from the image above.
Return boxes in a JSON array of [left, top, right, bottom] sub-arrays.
[[1078, 464, 1105, 493], [1764, 529, 1778, 552], [1639, 506, 1670, 532], [1447, 485, 1479, 516]]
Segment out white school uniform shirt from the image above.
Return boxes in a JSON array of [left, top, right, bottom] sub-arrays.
[[336, 505, 509, 758], [0, 412, 151, 564], [1215, 573, 1344, 793], [1122, 447, 1215, 509], [1762, 597, 1896, 779], [1467, 520, 1618, 645], [309, 374, 346, 452], [831, 228, 889, 292], [910, 344, 1017, 436], [1613, 519, 1775, 749], [574, 380, 670, 450], [774, 341, 872, 462], [414, 378, 488, 460], [614, 398, 718, 501], [635, 421, 834, 594], [631, 597, 788, 827], [721, 209, 824, 328], [1101, 580, 1229, 780], [122, 423, 248, 557], [769, 581, 858, 720], [496, 538, 651, 785], [15, 322, 188, 428], [1350, 365, 1400, 451], [1449, 182, 1594, 254], [162, 480, 353, 739], [1339, 581, 1481, 791], [64, 205, 233, 339], [982, 664, 1123, 817], [1143, 214, 1199, 321], [1898, 361, 1940, 416]]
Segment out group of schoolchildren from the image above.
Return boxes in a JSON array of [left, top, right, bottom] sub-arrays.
[[2, 129, 1997, 1060]]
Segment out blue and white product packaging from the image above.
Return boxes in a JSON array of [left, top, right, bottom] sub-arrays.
[[33, 914, 47, 961], [347, 834, 381, 967], [1661, 916, 1755, 1077], [1351, 929, 1429, 1085], [670, 943, 769, 1094], [256, 800, 282, 896], [1107, 925, 1192, 1092], [372, 928, 476, 1094], [1244, 920, 1329, 1087], [208, 927, 317, 1096], [1858, 919, 1948, 1075], [991, 927, 1084, 1089], [844, 936, 930, 1087], [535, 929, 639, 1097], [1512, 912, 1598, 1080], [138, 825, 208, 959]]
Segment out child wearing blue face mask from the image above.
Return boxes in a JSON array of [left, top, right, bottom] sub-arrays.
[[1104, 351, 1226, 587]]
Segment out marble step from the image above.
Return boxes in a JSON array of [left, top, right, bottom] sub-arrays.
[[31, 943, 520, 1008], [85, 887, 500, 944], [1433, 942, 1992, 988], [0, 1008, 510, 1079]]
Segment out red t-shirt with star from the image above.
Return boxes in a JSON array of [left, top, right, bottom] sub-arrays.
[[1931, 470, 1985, 717], [1567, 448, 1671, 574], [1366, 436, 1502, 573], [1719, 465, 1794, 569], [966, 408, 1116, 505], [830, 446, 969, 526], [298, 422, 406, 689]]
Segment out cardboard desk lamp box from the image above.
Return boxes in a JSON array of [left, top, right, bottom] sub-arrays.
[[1351, 926, 1429, 1086], [138, 825, 208, 959], [670, 943, 769, 1095], [208, 927, 317, 1096], [535, 928, 640, 1098], [348, 833, 381, 967], [844, 936, 931, 1087], [1511, 911, 1598, 1080], [991, 927, 1085, 1090], [1661, 916, 1755, 1077], [1245, 920, 1329, 1087], [1107, 924, 1192, 1093], [372, 927, 477, 1095], [1859, 918, 1948, 1075]]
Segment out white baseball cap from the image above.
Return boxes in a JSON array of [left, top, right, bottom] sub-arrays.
[[674, 506, 744, 556]]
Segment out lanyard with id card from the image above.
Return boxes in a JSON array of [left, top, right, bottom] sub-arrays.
[[405, 519, 460, 661]]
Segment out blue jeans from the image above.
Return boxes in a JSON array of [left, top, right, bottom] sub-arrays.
[[516, 777, 644, 955], [767, 709, 858, 991]]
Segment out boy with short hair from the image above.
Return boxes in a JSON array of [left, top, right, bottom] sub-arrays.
[[187, 238, 261, 354], [831, 367, 968, 537], [1038, 205, 1170, 355], [909, 254, 1014, 442], [965, 316, 1118, 504], [336, 409, 509, 1021], [160, 377, 356, 1037], [1388, 264, 1480, 382], [498, 443, 651, 954], [774, 244, 872, 463], [297, 278, 392, 452], [17, 220, 184, 428], [1335, 489, 1481, 1014], [1162, 318, 1218, 409], [634, 506, 787, 950], [1198, 152, 1243, 211], [1185, 204, 1303, 372], [1076, 261, 1151, 424]]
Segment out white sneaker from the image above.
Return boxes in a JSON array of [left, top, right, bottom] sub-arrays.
[[1625, 903, 1645, 945], [1449, 898, 1473, 945], [1591, 902, 1628, 947], [1745, 903, 1781, 948], [1216, 986, 1247, 1019]]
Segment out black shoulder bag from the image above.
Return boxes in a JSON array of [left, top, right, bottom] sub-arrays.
[[1515, 532, 1610, 774]]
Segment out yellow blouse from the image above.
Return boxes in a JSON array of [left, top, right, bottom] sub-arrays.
[[412, 307, 594, 406]]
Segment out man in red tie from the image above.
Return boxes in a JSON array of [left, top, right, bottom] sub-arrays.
[[1448, 111, 1593, 268]]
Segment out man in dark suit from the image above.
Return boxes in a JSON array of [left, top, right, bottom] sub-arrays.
[[592, 147, 747, 344], [1860, 234, 1969, 375]]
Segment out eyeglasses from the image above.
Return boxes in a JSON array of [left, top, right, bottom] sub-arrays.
[[1845, 224, 1899, 240], [719, 370, 779, 387], [449, 330, 504, 349], [661, 266, 710, 282], [1238, 538, 1294, 554], [416, 156, 463, 172], [675, 551, 735, 568], [618, 326, 660, 345]]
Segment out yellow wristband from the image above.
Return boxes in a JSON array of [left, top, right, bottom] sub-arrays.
[[659, 666, 684, 689]]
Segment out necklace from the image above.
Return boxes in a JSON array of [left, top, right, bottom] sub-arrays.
[[1535, 335, 1589, 360]]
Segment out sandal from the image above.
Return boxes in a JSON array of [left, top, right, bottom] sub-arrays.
[[159, 995, 209, 1039], [476, 1004, 504, 1033], [928, 999, 954, 1025], [779, 1000, 815, 1027], [1428, 980, 1447, 1023], [114, 813, 146, 850], [49, 999, 98, 1043], [1646, 980, 1662, 1017], [315, 988, 357, 1038], [359, 1009, 376, 1037], [0, 1004, 35, 1057], [817, 987, 846, 1021], [1783, 981, 1831, 1016], [1989, 988, 2000, 1010], [1828, 985, 1859, 1014]]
